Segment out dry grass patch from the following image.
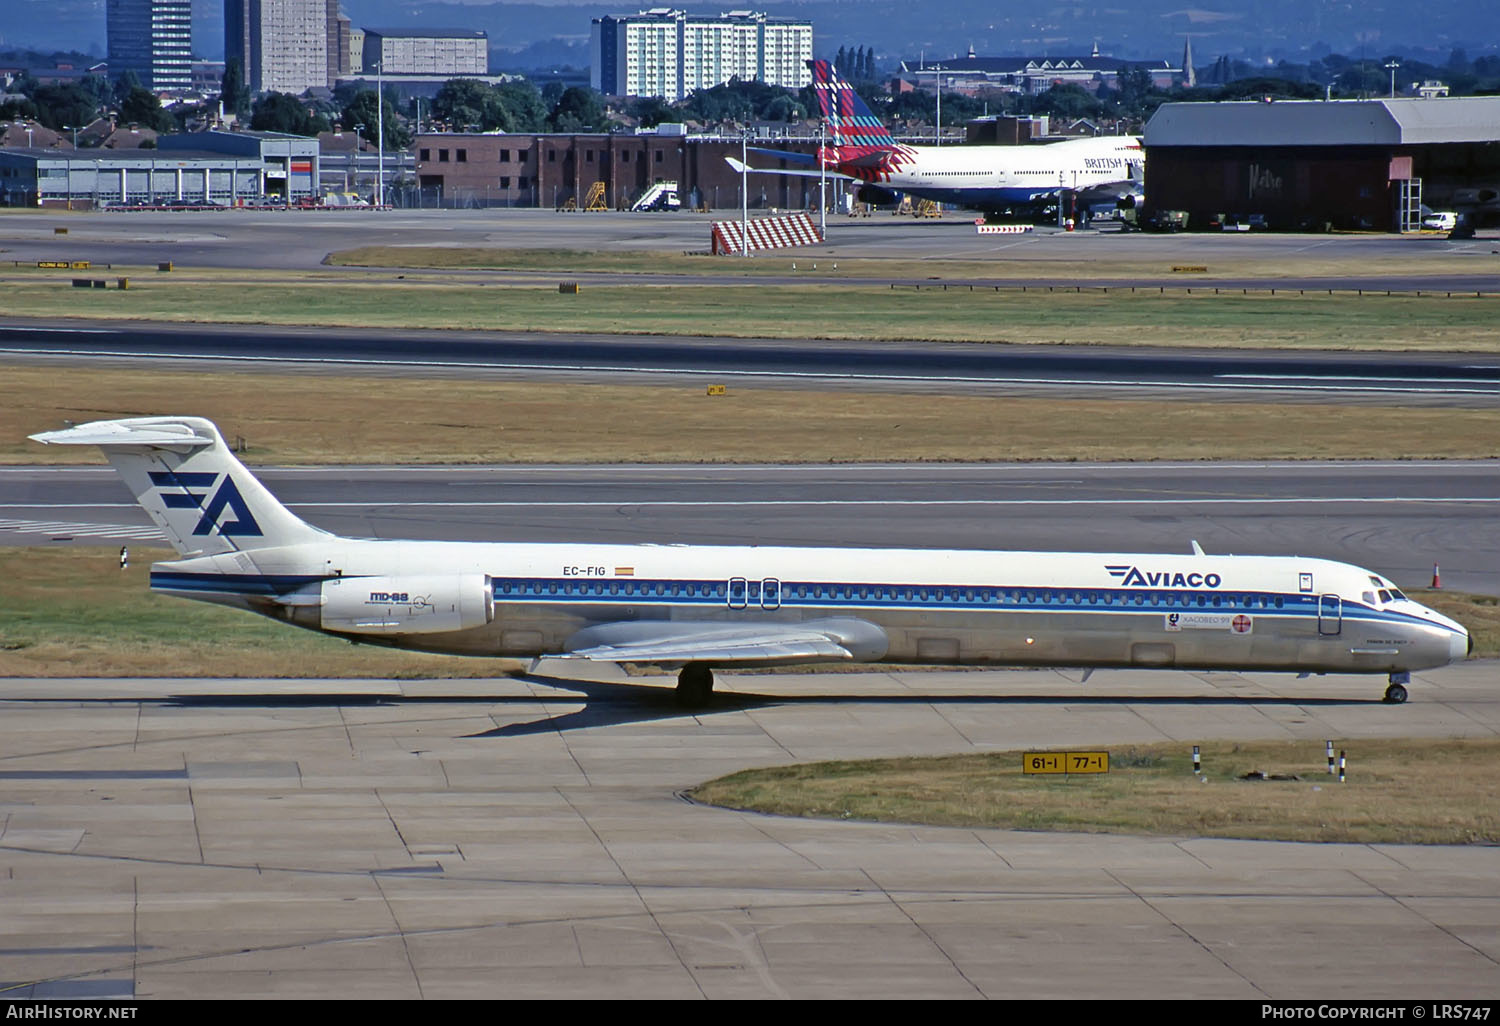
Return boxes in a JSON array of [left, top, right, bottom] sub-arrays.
[[691, 739, 1500, 844], [12, 363, 1500, 465]]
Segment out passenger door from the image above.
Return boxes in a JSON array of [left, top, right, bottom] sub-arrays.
[[1318, 594, 1342, 636]]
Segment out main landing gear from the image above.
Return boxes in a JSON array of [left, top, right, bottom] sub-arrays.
[[676, 663, 714, 707], [1384, 671, 1410, 705]]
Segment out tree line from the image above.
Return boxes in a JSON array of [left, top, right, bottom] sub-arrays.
[[8, 42, 1498, 148]]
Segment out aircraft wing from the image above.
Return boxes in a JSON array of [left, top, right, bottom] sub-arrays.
[[748, 146, 820, 167], [559, 617, 887, 665], [725, 156, 853, 182]]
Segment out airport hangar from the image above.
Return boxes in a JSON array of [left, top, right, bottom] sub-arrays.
[[0, 130, 319, 208], [1142, 95, 1500, 231]]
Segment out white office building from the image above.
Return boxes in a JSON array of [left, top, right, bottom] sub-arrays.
[[592, 9, 812, 102], [107, 0, 194, 93]]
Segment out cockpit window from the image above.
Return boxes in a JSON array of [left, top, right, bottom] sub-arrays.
[[1362, 591, 1376, 605], [1368, 576, 1384, 588], [1377, 589, 1392, 603], [1389, 587, 1406, 600]]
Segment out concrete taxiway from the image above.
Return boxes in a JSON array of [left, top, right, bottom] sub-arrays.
[[7, 320, 1500, 405], [1, 208, 1498, 287], [2, 663, 1498, 999]]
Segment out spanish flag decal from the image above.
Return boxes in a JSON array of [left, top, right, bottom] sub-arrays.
[[615, 567, 635, 576]]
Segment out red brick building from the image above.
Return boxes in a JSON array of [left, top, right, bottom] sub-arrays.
[[413, 132, 830, 211]]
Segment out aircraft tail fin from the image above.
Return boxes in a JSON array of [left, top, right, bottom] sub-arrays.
[[30, 416, 330, 557], [807, 59, 896, 160]]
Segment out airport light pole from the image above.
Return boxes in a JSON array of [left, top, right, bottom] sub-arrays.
[[1385, 59, 1401, 98], [935, 67, 942, 147], [818, 119, 826, 238], [741, 126, 749, 257], [353, 124, 365, 194], [375, 60, 385, 207]]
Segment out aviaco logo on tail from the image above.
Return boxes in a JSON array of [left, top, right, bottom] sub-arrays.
[[1106, 564, 1222, 588], [149, 471, 263, 537]]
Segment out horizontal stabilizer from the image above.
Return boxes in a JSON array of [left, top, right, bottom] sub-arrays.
[[30, 419, 214, 450]]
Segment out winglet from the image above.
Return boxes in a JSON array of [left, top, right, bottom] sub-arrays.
[[1191, 540, 1206, 556]]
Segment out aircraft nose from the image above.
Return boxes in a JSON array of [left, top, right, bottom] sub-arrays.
[[1452, 627, 1472, 664]]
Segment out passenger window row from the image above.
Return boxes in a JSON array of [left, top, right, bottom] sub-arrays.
[[488, 579, 1291, 609]]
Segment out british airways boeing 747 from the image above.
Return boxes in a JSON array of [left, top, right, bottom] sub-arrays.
[[730, 60, 1144, 217], [33, 417, 1468, 706]]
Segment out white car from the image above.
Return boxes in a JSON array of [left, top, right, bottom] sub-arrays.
[[1422, 211, 1458, 231]]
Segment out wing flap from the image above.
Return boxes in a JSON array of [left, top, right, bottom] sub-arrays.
[[560, 618, 887, 666], [565, 636, 853, 664]]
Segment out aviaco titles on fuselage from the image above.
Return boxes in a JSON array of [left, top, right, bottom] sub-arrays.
[[727, 59, 1145, 216], [32, 416, 1469, 708]]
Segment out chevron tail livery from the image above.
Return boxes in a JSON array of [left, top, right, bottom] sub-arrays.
[[732, 60, 1144, 216], [32, 417, 1469, 706]]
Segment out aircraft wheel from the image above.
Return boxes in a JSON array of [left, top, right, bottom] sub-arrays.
[[1384, 682, 1409, 705], [676, 663, 714, 707]]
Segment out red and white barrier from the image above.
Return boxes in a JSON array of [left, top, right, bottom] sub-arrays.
[[712, 213, 824, 255], [974, 222, 1034, 235]]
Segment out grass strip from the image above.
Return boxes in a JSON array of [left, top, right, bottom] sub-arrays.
[[325, 244, 1500, 286], [3, 268, 1500, 350], [12, 364, 1500, 465], [689, 738, 1500, 844]]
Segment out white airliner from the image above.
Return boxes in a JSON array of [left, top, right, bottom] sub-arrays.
[[732, 60, 1145, 215], [33, 416, 1469, 706]]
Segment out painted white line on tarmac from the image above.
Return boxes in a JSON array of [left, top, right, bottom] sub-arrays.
[[5, 347, 1500, 396]]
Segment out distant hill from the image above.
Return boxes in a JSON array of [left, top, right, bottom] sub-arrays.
[[4, 0, 1496, 68]]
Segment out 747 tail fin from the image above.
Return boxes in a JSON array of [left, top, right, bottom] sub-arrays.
[[808, 58, 896, 158], [30, 416, 329, 557]]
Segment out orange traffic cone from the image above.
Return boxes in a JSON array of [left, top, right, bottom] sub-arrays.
[[1431, 564, 1442, 589]]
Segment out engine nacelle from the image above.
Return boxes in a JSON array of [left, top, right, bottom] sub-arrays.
[[320, 574, 494, 635], [855, 184, 900, 207]]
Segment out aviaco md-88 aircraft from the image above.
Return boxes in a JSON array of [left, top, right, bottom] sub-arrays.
[[730, 60, 1145, 218], [33, 417, 1469, 706]]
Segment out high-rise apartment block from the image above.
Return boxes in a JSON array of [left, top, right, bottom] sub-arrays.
[[106, 0, 193, 92], [226, 0, 334, 95], [328, 2, 353, 82], [591, 9, 812, 101]]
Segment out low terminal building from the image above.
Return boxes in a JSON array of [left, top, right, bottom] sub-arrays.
[[1143, 96, 1500, 231]]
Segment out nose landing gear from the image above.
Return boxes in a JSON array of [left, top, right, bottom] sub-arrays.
[[1384, 671, 1410, 705]]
